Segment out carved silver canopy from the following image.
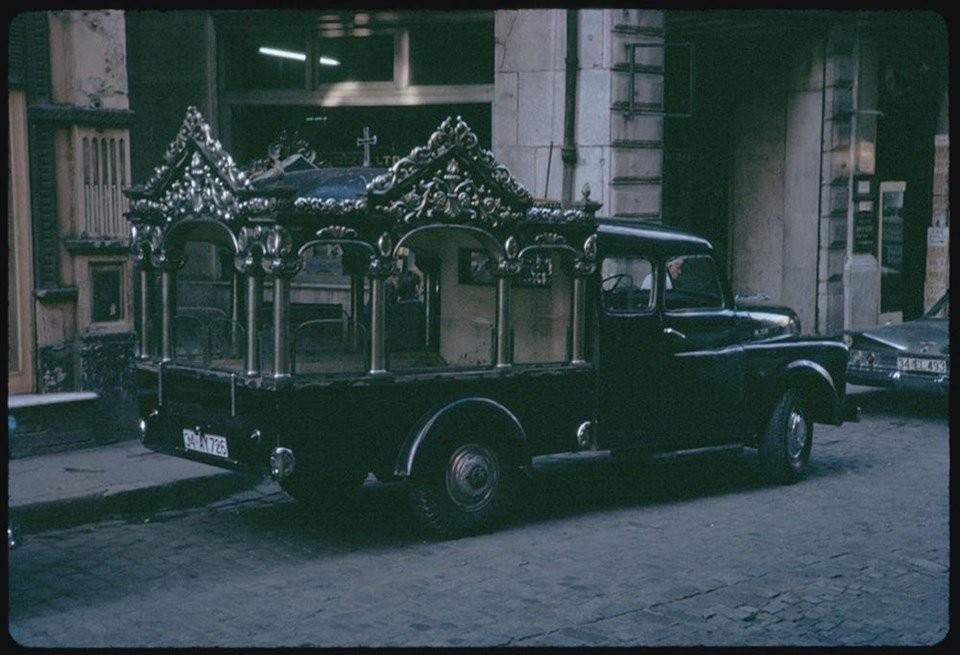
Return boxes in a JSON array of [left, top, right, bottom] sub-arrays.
[[124, 106, 275, 224], [124, 108, 597, 258]]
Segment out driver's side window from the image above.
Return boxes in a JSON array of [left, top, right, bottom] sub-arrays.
[[601, 256, 654, 313]]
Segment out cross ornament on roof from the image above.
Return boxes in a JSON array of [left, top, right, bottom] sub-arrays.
[[356, 126, 378, 167]]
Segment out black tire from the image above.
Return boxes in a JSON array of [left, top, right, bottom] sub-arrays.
[[759, 389, 813, 484], [409, 433, 518, 538], [279, 469, 367, 510]]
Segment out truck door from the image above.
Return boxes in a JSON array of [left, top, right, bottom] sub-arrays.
[[657, 254, 747, 446], [595, 253, 669, 450], [596, 251, 747, 452]]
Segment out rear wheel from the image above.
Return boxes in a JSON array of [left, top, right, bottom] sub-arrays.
[[758, 389, 812, 483], [409, 433, 518, 538]]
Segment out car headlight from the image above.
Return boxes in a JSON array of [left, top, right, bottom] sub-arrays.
[[788, 316, 801, 336]]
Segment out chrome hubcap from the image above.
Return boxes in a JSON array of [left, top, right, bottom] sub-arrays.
[[445, 444, 499, 511], [786, 409, 809, 460]]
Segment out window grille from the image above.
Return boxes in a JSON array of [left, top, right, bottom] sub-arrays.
[[76, 127, 131, 238]]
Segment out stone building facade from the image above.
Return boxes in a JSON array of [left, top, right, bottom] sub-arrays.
[[8, 9, 949, 450]]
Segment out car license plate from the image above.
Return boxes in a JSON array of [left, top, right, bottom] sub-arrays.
[[897, 357, 947, 374], [182, 428, 229, 458]]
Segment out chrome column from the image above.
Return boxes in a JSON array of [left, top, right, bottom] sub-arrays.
[[244, 272, 262, 376], [272, 274, 291, 378], [570, 276, 587, 365], [159, 268, 174, 362], [495, 275, 513, 369], [368, 275, 387, 375], [423, 270, 434, 349], [571, 234, 597, 366], [137, 267, 151, 359], [350, 273, 364, 350]]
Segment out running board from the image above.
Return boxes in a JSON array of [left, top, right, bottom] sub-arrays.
[[649, 444, 744, 461]]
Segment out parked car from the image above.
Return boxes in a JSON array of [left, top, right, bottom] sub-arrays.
[[846, 291, 949, 395]]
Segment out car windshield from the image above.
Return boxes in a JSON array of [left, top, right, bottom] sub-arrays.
[[925, 291, 949, 319]]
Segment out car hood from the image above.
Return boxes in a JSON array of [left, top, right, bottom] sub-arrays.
[[854, 319, 949, 355]]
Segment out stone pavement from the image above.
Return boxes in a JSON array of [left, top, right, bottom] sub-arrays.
[[8, 439, 259, 535], [6, 385, 949, 647]]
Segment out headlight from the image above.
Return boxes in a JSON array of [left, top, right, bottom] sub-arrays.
[[788, 316, 801, 335]]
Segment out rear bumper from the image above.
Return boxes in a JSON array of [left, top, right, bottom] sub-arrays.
[[847, 366, 949, 395], [139, 407, 272, 476]]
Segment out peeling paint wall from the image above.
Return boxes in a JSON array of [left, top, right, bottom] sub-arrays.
[[48, 10, 129, 110]]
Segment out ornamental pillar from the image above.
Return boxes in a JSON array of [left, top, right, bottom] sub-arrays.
[[153, 252, 185, 363], [367, 233, 396, 375], [495, 237, 523, 369], [570, 234, 597, 366]]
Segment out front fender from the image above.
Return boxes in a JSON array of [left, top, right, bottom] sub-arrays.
[[393, 397, 530, 478], [775, 359, 845, 425]]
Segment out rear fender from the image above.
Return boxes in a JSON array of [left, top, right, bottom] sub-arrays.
[[394, 397, 530, 479]]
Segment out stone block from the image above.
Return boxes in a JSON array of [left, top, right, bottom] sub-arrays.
[[611, 147, 661, 180], [493, 72, 519, 147], [609, 182, 661, 217], [495, 146, 538, 193], [612, 70, 663, 108], [497, 9, 564, 73], [518, 71, 564, 146], [611, 113, 662, 143], [577, 70, 611, 147], [579, 10, 608, 70]]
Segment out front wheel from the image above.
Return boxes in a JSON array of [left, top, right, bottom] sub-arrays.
[[409, 435, 518, 538], [758, 389, 812, 484]]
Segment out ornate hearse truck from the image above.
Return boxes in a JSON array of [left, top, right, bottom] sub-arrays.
[[128, 109, 853, 537]]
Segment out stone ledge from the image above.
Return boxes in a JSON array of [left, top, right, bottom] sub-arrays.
[[8, 391, 100, 409]]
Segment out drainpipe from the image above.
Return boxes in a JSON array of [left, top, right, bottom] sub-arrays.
[[842, 19, 860, 333], [561, 9, 579, 208]]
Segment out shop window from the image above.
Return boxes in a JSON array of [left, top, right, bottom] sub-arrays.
[[229, 103, 491, 169], [409, 21, 493, 85], [222, 29, 309, 91], [315, 35, 395, 85]]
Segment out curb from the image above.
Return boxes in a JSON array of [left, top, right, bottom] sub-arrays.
[[9, 471, 261, 534]]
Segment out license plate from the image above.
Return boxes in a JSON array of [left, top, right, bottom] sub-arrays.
[[182, 428, 229, 458], [897, 357, 947, 374]]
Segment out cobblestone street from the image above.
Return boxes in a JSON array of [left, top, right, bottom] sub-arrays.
[[8, 389, 949, 648]]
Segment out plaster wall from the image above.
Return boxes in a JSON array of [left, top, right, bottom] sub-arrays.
[[780, 40, 826, 332], [48, 10, 129, 110], [730, 76, 787, 302], [730, 38, 829, 333]]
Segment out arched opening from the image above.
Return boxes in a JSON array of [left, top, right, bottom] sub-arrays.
[[159, 220, 245, 370], [392, 224, 503, 370]]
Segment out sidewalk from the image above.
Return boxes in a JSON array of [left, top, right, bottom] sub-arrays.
[[8, 439, 263, 534]]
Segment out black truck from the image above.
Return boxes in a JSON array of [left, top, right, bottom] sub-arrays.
[[129, 109, 854, 537]]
